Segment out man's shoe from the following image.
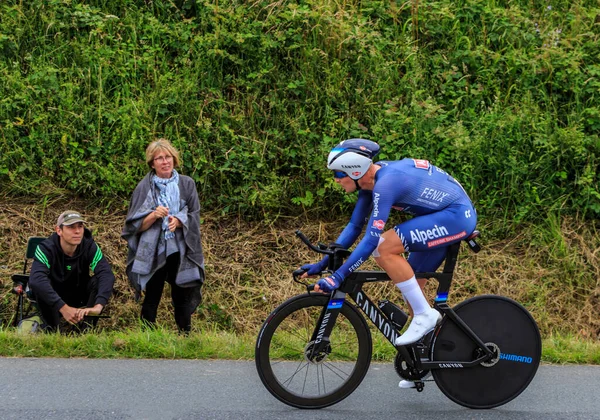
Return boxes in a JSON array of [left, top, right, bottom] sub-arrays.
[[398, 372, 431, 389], [394, 307, 441, 346], [399, 380, 416, 389]]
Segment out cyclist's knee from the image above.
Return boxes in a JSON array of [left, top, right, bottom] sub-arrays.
[[372, 237, 387, 262], [373, 254, 384, 268], [373, 231, 404, 260]]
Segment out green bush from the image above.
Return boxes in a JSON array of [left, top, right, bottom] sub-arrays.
[[0, 0, 598, 227]]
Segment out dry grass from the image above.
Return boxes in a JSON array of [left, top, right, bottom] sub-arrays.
[[0, 200, 598, 340]]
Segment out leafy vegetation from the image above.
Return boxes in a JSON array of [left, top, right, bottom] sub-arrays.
[[0, 1, 598, 360], [0, 0, 598, 229]]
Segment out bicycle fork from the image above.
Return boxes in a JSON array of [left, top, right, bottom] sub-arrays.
[[306, 291, 346, 361]]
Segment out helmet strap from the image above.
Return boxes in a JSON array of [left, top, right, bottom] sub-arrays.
[[354, 179, 361, 191]]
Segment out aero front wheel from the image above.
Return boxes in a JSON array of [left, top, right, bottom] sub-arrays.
[[431, 295, 541, 409], [255, 294, 372, 409]]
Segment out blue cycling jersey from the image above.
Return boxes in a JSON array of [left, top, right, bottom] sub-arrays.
[[331, 158, 476, 282]]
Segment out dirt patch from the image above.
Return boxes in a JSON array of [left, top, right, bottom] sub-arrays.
[[0, 201, 598, 339]]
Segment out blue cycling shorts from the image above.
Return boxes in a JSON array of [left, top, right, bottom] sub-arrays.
[[394, 203, 477, 273]]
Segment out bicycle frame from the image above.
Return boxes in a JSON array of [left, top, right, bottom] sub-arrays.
[[305, 240, 495, 370]]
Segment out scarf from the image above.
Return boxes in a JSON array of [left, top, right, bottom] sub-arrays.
[[152, 169, 180, 240]]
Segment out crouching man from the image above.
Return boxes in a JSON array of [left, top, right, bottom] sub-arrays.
[[29, 210, 115, 331]]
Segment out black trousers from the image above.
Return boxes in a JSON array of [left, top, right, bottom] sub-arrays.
[[141, 253, 202, 332], [36, 275, 99, 331]]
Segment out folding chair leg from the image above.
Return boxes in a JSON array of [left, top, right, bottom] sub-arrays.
[[14, 295, 23, 327]]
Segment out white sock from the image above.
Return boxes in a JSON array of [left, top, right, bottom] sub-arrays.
[[396, 276, 430, 315]]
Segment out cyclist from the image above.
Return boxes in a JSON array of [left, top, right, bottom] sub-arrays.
[[301, 139, 477, 384]]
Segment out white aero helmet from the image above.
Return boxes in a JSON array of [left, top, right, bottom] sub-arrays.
[[327, 139, 381, 180]]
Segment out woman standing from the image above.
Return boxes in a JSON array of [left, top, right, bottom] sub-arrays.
[[122, 138, 205, 333]]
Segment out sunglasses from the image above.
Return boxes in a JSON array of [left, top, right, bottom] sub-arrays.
[[333, 171, 348, 179]]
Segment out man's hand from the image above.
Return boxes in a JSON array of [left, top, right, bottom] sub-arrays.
[[314, 275, 341, 293], [59, 304, 83, 324], [80, 304, 104, 317], [299, 262, 324, 278]]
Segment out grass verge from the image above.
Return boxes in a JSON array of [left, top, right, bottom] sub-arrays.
[[0, 328, 597, 364]]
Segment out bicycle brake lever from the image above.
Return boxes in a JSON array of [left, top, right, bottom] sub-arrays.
[[292, 268, 308, 278], [293, 268, 310, 287]]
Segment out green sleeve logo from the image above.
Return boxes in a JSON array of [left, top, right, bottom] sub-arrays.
[[34, 245, 50, 269], [90, 247, 103, 271]]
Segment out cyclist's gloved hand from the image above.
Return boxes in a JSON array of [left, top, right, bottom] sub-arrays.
[[316, 273, 342, 293], [300, 262, 325, 276]]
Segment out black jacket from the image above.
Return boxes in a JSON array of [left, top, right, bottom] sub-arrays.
[[29, 228, 115, 311]]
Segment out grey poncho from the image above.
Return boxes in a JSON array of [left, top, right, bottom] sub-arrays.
[[122, 172, 205, 293]]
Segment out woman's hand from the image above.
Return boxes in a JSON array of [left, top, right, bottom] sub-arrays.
[[140, 205, 169, 233], [154, 205, 169, 219], [168, 216, 182, 232]]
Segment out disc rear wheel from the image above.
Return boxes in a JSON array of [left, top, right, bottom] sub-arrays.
[[432, 295, 541, 409]]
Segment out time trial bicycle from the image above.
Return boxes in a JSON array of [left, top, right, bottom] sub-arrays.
[[255, 230, 541, 409]]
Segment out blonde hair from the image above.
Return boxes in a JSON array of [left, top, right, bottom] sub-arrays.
[[145, 138, 181, 169]]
